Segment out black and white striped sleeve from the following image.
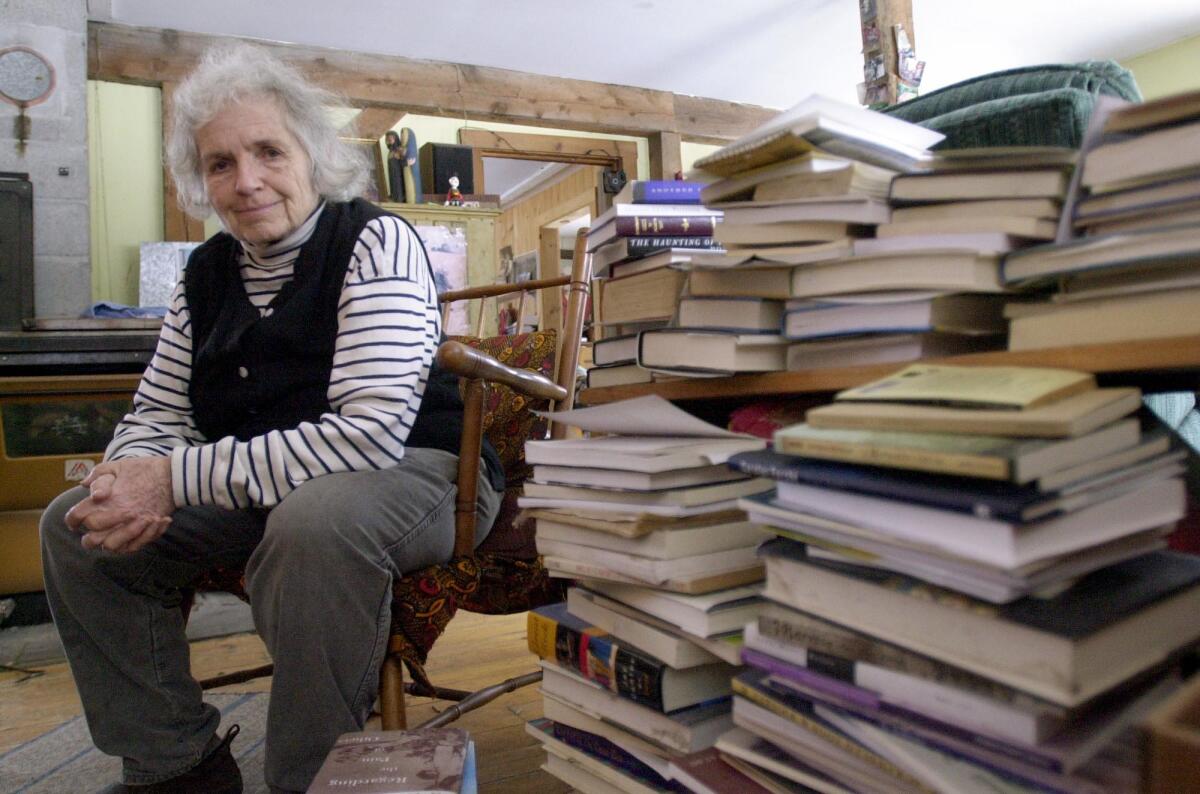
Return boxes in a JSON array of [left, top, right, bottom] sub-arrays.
[[104, 284, 205, 462], [170, 216, 441, 509]]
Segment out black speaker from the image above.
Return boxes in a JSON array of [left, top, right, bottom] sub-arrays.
[[419, 143, 474, 196]]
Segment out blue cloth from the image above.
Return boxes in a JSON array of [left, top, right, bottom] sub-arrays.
[[82, 301, 167, 319]]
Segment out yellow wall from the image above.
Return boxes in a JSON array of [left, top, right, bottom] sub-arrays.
[[681, 141, 721, 176], [1123, 33, 1200, 100], [87, 81, 164, 305]]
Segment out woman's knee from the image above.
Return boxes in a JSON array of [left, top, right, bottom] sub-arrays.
[[40, 487, 89, 557]]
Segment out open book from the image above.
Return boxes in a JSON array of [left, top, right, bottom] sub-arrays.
[[524, 396, 766, 473]]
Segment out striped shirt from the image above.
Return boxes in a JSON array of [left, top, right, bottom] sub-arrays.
[[104, 202, 442, 510]]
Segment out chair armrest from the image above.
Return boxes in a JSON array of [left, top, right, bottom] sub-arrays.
[[437, 341, 567, 401]]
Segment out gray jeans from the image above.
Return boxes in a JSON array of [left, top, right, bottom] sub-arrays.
[[40, 447, 502, 792]]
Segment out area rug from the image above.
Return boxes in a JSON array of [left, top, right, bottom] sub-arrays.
[[0, 692, 270, 794]]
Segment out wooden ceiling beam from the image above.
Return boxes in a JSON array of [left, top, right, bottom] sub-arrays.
[[343, 107, 406, 140], [88, 21, 774, 144]]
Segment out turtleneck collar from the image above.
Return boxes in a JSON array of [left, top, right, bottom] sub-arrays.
[[238, 200, 326, 268]]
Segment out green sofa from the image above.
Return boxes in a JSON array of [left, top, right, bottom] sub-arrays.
[[882, 61, 1142, 149]]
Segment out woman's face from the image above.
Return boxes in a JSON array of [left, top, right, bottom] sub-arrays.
[[195, 97, 319, 245]]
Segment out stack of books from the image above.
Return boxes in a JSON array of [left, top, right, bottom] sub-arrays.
[[1074, 89, 1200, 238], [519, 396, 784, 791], [587, 180, 723, 388], [661, 95, 1027, 376], [637, 95, 937, 377], [882, 146, 1075, 252], [1001, 89, 1200, 350], [717, 364, 1200, 792]]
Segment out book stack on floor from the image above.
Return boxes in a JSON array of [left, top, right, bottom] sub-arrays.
[[714, 363, 1200, 793], [587, 180, 723, 389], [520, 396, 786, 792], [1001, 89, 1200, 350]]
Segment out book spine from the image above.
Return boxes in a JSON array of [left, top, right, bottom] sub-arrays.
[[775, 436, 1010, 480], [633, 181, 705, 204], [755, 610, 1052, 712], [732, 677, 934, 792], [528, 609, 670, 710], [613, 216, 716, 236], [745, 650, 1063, 774], [550, 722, 674, 788], [623, 235, 717, 249]]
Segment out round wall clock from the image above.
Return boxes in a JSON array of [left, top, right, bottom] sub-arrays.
[[0, 46, 56, 152]]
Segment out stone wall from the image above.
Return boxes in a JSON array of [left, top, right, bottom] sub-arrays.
[[0, 0, 91, 317]]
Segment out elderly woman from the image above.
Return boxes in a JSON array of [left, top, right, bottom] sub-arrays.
[[39, 43, 502, 794]]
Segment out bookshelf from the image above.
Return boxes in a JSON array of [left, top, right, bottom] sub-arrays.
[[578, 334, 1200, 404]]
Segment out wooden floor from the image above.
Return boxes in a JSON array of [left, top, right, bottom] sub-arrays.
[[0, 610, 570, 793]]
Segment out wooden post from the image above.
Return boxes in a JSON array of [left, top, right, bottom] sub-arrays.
[[859, 0, 916, 107], [452, 378, 484, 557], [537, 226, 563, 342], [649, 131, 683, 180], [160, 81, 206, 242]]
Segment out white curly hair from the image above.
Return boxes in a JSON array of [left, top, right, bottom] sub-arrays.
[[165, 41, 369, 218]]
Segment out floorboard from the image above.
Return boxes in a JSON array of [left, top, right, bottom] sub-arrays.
[[0, 610, 567, 791]]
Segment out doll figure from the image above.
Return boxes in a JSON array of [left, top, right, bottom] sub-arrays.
[[384, 128, 422, 203], [445, 174, 463, 206]]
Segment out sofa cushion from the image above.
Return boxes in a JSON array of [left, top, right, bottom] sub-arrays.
[[883, 61, 1142, 149]]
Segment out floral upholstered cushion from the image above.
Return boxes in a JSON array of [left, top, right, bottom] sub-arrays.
[[450, 330, 557, 487]]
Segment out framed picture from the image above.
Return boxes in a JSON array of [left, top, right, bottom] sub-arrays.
[[340, 137, 388, 203]]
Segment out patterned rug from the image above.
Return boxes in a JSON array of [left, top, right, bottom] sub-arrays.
[[0, 693, 270, 794]]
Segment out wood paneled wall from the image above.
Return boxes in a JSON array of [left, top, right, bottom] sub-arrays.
[[497, 167, 599, 262]]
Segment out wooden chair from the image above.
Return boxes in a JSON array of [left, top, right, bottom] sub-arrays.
[[196, 231, 593, 731]]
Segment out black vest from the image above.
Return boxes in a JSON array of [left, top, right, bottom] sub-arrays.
[[185, 199, 503, 490]]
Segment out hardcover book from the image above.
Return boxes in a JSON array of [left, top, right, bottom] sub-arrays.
[[587, 215, 718, 247], [596, 266, 687, 326], [782, 293, 1007, 341], [1007, 286, 1200, 351], [527, 718, 686, 792], [766, 472, 1182, 570], [833, 363, 1096, 410], [693, 94, 943, 176], [741, 491, 1174, 603], [889, 169, 1070, 202], [678, 297, 785, 333], [772, 418, 1140, 482], [728, 439, 1175, 522], [806, 386, 1142, 437], [638, 329, 789, 375], [593, 242, 715, 277], [875, 215, 1058, 240], [586, 362, 654, 389], [789, 251, 1004, 298], [540, 662, 733, 753], [714, 220, 860, 247], [567, 586, 725, 668], [668, 747, 776, 794], [527, 602, 734, 712], [761, 542, 1200, 706], [787, 331, 999, 371], [308, 728, 473, 794], [614, 179, 706, 205], [1081, 119, 1200, 191], [700, 150, 895, 205]]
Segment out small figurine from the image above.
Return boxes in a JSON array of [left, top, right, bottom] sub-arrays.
[[384, 128, 421, 203], [444, 174, 463, 206]]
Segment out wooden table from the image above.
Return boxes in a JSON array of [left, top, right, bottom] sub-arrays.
[[579, 335, 1200, 405]]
